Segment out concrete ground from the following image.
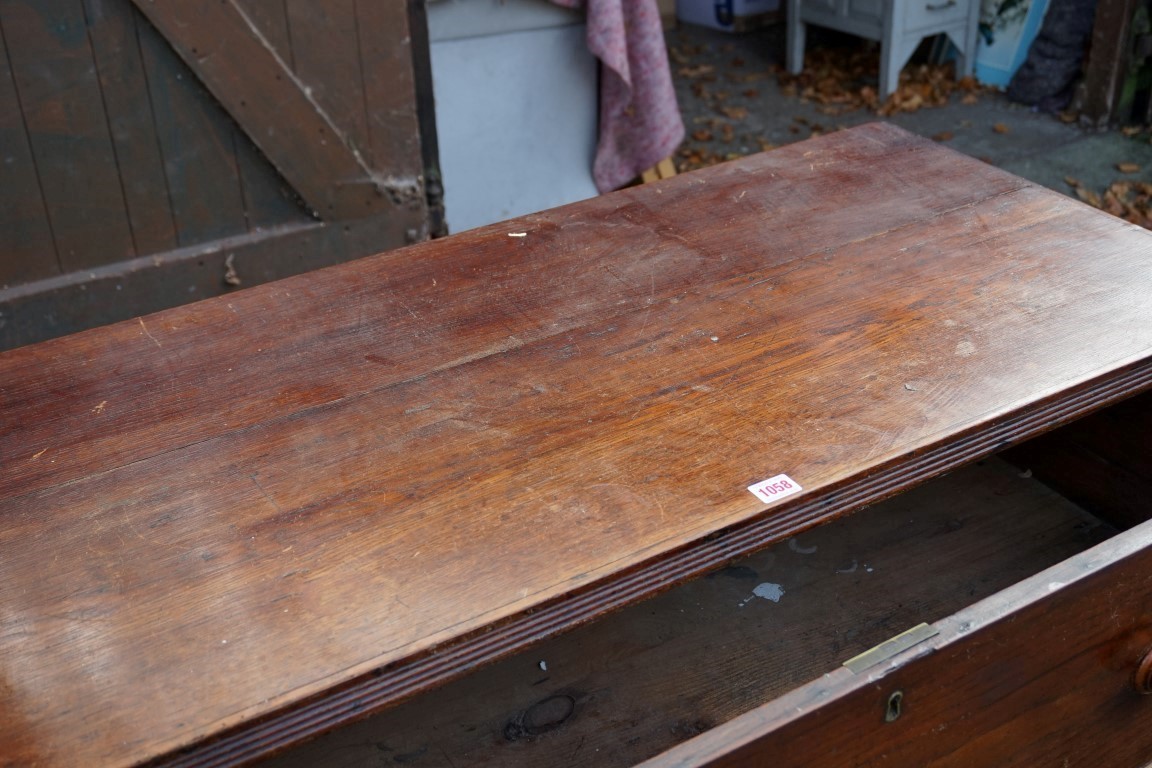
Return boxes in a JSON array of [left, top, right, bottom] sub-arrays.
[[666, 21, 1152, 206]]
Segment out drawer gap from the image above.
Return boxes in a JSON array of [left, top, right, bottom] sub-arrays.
[[259, 456, 1117, 768], [1002, 389, 1152, 531]]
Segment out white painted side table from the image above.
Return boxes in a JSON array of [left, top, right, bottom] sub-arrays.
[[786, 0, 981, 100]]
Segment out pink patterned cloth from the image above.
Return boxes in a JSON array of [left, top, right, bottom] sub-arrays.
[[552, 0, 685, 192]]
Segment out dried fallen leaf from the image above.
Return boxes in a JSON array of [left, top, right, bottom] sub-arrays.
[[691, 129, 713, 142], [1074, 186, 1102, 207], [1065, 177, 1152, 230], [1122, 126, 1143, 138], [721, 105, 749, 120], [992, 123, 1010, 134], [962, 93, 979, 105], [774, 44, 991, 117], [931, 131, 954, 142], [1116, 162, 1142, 173], [679, 64, 715, 78], [900, 93, 924, 111], [729, 71, 770, 83], [1064, 175, 1081, 187], [1103, 189, 1127, 216]]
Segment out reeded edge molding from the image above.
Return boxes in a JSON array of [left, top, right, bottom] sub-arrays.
[[156, 359, 1152, 768]]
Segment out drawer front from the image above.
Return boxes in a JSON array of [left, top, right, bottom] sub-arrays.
[[641, 519, 1152, 768], [846, 0, 884, 24], [805, 0, 843, 16], [903, 0, 970, 31]]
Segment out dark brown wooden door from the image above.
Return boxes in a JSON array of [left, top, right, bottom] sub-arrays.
[[0, 0, 437, 350]]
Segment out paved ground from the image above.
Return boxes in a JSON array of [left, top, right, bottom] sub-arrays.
[[667, 21, 1152, 205]]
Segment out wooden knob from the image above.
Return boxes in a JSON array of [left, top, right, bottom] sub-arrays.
[[1136, 647, 1152, 694]]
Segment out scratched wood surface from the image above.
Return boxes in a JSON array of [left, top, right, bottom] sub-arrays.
[[3, 124, 1152, 767]]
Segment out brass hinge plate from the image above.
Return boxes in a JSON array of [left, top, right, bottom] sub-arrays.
[[843, 622, 940, 674]]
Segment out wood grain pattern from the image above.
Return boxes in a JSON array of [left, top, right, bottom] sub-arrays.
[[2, 125, 1152, 767], [227, 0, 307, 233], [128, 0, 411, 221], [640, 515, 1152, 768], [233, 128, 310, 232], [0, 13, 58, 284], [0, 0, 425, 346], [136, 11, 249, 246], [284, 0, 369, 158], [0, 124, 1046, 498], [354, 0, 424, 179], [236, 0, 292, 63], [0, 216, 396, 353], [83, 0, 179, 256], [0, 0, 136, 269]]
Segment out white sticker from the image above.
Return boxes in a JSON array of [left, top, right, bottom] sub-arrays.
[[748, 473, 803, 504]]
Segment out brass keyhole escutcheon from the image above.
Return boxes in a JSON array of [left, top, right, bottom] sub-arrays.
[[1136, 648, 1152, 694], [885, 690, 904, 722]]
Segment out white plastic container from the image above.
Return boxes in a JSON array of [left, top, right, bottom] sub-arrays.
[[427, 0, 599, 233]]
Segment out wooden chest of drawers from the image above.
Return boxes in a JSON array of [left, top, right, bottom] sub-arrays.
[[2, 123, 1151, 767]]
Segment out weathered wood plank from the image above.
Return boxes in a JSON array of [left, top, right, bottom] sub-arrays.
[[0, 215, 415, 351], [355, 0, 427, 238], [136, 11, 248, 246], [227, 0, 310, 232], [0, 13, 59, 285], [0, 0, 135, 269], [236, 0, 292, 63], [83, 0, 179, 256], [233, 128, 310, 232], [356, 0, 424, 179], [2, 125, 1152, 767], [128, 0, 414, 221], [284, 0, 369, 158]]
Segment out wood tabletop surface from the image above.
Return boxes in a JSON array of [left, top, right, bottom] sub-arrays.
[[3, 123, 1152, 767]]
